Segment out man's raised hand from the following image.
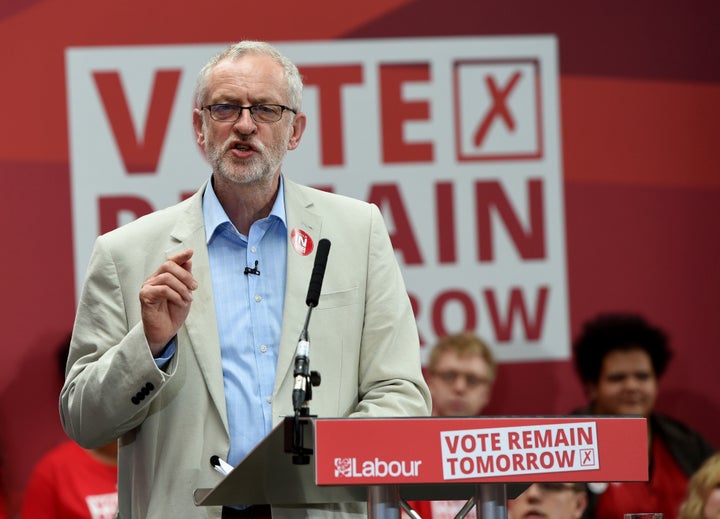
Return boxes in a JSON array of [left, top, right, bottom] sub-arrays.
[[140, 249, 198, 356]]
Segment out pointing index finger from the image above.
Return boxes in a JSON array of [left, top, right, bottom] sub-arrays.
[[165, 249, 197, 290]]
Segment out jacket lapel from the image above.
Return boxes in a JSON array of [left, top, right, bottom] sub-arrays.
[[276, 178, 323, 396], [168, 183, 229, 432]]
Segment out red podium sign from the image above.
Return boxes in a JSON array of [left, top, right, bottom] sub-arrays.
[[315, 417, 647, 486]]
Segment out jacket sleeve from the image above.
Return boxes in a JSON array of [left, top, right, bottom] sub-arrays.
[[59, 235, 172, 449], [351, 203, 432, 418]]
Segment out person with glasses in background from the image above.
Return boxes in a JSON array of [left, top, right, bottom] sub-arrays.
[[60, 40, 431, 519], [509, 483, 588, 519], [426, 332, 496, 418], [405, 332, 497, 518]]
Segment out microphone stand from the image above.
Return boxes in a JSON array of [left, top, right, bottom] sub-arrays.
[[286, 238, 330, 465], [288, 305, 322, 465]]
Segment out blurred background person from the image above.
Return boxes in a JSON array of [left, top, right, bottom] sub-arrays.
[[405, 332, 497, 518], [509, 483, 588, 519], [20, 334, 118, 519], [572, 312, 715, 519], [679, 452, 720, 519], [426, 331, 497, 418]]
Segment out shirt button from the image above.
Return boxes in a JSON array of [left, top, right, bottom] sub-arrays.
[[250, 246, 257, 253], [266, 396, 272, 404], [260, 344, 267, 353], [254, 295, 262, 302]]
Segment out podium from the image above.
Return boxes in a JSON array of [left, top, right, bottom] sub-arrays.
[[194, 416, 648, 518]]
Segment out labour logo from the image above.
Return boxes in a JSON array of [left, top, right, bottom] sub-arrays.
[[334, 458, 353, 477]]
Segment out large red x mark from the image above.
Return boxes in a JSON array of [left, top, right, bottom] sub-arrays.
[[473, 71, 522, 148]]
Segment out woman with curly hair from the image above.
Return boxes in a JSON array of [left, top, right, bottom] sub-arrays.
[[679, 452, 720, 519]]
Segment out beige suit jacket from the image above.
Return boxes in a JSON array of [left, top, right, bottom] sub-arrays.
[[60, 177, 431, 518]]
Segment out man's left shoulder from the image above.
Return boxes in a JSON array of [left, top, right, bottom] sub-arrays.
[[292, 181, 373, 212]]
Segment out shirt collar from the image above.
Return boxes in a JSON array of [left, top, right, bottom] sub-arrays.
[[203, 175, 287, 243]]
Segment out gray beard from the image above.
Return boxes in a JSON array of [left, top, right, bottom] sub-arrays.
[[210, 151, 270, 187], [208, 137, 288, 186]]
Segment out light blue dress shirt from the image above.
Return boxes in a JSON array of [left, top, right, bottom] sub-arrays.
[[202, 176, 288, 467]]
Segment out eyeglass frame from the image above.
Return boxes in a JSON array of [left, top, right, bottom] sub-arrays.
[[201, 103, 297, 123], [429, 369, 492, 389]]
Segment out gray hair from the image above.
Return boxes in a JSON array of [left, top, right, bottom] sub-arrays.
[[195, 40, 303, 111]]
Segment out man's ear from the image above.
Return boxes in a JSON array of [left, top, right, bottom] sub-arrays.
[[288, 112, 307, 150], [193, 108, 207, 148], [192, 108, 209, 159]]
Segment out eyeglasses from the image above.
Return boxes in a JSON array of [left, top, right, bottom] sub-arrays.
[[202, 103, 297, 124], [431, 370, 491, 389]]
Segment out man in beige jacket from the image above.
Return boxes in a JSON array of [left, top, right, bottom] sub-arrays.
[[60, 40, 430, 519]]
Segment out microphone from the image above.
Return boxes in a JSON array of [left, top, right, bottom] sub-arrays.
[[244, 260, 260, 276], [305, 239, 330, 307], [292, 239, 331, 413]]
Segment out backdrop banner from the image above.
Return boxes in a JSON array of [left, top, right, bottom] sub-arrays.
[[67, 36, 568, 363]]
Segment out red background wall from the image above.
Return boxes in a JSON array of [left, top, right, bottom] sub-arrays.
[[1, 0, 718, 516]]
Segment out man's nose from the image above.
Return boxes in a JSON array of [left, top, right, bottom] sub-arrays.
[[452, 375, 469, 390], [623, 375, 644, 389], [233, 108, 257, 131], [524, 484, 543, 501]]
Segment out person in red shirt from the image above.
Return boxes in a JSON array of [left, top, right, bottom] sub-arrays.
[[20, 440, 117, 519], [20, 334, 118, 519], [571, 313, 715, 519]]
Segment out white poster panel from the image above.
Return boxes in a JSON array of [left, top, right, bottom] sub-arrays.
[[66, 36, 567, 363]]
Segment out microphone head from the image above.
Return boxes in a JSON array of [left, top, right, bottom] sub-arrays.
[[305, 239, 331, 307]]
